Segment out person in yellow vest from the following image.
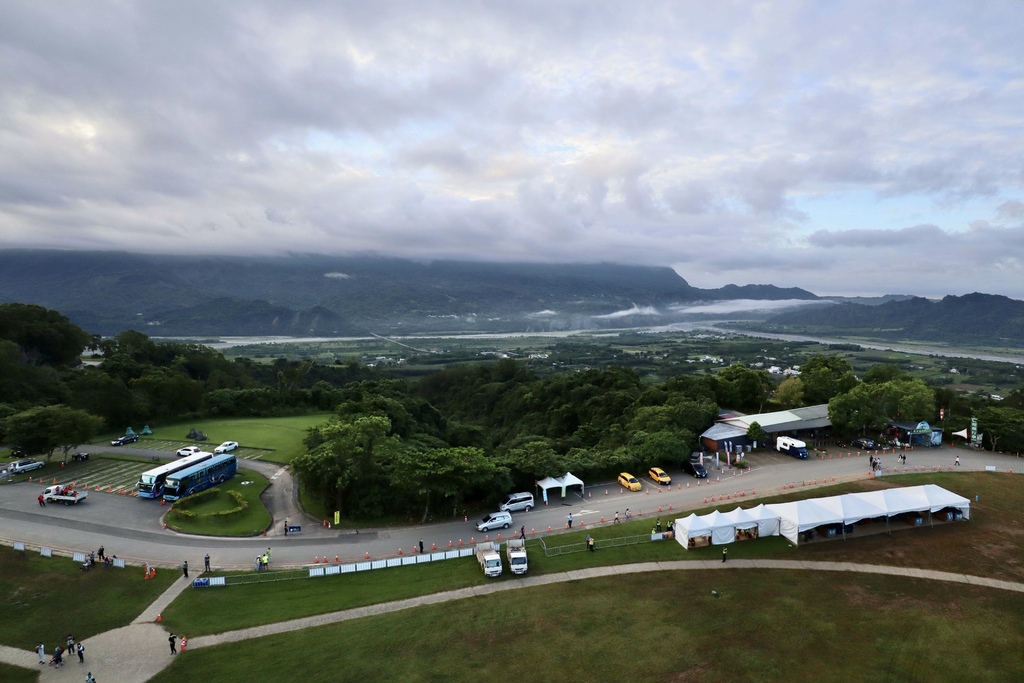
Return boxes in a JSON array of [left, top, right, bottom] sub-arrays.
[[262, 552, 269, 568], [722, 547, 728, 563]]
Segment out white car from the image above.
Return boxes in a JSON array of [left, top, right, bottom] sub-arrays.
[[176, 446, 203, 457], [214, 441, 239, 454], [9, 459, 45, 474]]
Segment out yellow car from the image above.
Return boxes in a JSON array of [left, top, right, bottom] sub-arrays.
[[617, 472, 642, 491], [648, 467, 671, 486]]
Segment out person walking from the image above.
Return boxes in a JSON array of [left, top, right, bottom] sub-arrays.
[[37, 642, 45, 665], [168, 634, 177, 655], [614, 511, 620, 524], [262, 552, 269, 569], [567, 512, 573, 528], [77, 642, 84, 664], [418, 539, 424, 553], [586, 534, 595, 551], [204, 554, 211, 572], [182, 561, 188, 578], [722, 547, 728, 563], [955, 454, 961, 467], [284, 519, 289, 536], [519, 525, 526, 540], [38, 494, 46, 507], [53, 645, 62, 668]]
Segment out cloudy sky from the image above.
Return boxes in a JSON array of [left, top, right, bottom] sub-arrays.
[[1, 1, 1022, 298]]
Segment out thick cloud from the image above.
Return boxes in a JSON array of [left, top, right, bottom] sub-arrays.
[[0, 1, 1023, 298]]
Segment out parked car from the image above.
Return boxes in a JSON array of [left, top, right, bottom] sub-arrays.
[[682, 460, 709, 478], [477, 511, 512, 532], [852, 438, 876, 450], [648, 467, 671, 486], [214, 441, 239, 454], [176, 445, 203, 457], [9, 459, 45, 474], [71, 452, 89, 462], [111, 434, 139, 446], [617, 472, 642, 491], [499, 492, 534, 513]]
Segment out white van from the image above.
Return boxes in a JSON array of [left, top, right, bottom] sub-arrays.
[[10, 459, 45, 474], [499, 492, 534, 513], [477, 511, 512, 532]]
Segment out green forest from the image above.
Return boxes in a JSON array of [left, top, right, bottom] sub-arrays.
[[2, 302, 1022, 523]]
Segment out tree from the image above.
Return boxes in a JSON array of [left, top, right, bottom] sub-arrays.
[[4, 405, 103, 462], [828, 385, 886, 435], [292, 416, 399, 516], [877, 378, 935, 422], [862, 364, 906, 384], [801, 355, 858, 405], [976, 406, 1024, 453], [392, 446, 504, 522], [773, 377, 804, 409], [707, 364, 774, 413], [0, 303, 90, 367], [746, 421, 768, 449]]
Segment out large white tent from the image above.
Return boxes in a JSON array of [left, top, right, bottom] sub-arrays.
[[674, 485, 969, 548], [535, 472, 585, 503]]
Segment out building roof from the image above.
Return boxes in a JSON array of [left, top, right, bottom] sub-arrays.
[[716, 404, 831, 435], [700, 423, 748, 441]]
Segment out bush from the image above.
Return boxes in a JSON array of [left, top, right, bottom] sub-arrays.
[[168, 488, 247, 520]]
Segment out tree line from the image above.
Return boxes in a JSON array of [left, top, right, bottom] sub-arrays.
[[2, 302, 1020, 520]]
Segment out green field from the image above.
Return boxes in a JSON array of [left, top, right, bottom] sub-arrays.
[[128, 414, 333, 463], [0, 545, 176, 649]]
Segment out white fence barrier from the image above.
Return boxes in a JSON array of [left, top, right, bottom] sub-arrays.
[[73, 552, 86, 563], [308, 546, 477, 579], [13, 542, 25, 551], [40, 547, 52, 557]]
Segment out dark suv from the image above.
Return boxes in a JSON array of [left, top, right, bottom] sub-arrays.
[[681, 459, 709, 478], [852, 437, 876, 450]]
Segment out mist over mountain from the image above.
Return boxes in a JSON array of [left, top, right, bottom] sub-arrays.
[[0, 250, 819, 336]]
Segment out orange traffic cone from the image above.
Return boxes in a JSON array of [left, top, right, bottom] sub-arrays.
[[157, 613, 162, 622]]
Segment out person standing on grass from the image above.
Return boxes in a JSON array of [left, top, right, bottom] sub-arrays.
[[182, 560, 188, 578], [98, 546, 104, 560]]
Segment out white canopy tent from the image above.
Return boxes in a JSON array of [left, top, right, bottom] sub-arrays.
[[675, 485, 968, 549], [534, 472, 585, 503]]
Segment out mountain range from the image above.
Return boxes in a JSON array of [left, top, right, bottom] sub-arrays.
[[0, 250, 1019, 346], [0, 250, 818, 336]]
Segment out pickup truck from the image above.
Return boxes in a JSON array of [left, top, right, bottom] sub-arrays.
[[506, 538, 528, 575], [42, 485, 89, 505], [475, 541, 502, 578]]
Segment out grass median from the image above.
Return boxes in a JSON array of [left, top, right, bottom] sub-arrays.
[[163, 470, 272, 536], [141, 414, 333, 463]]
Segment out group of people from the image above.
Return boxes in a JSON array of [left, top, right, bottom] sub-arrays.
[[255, 547, 272, 571], [38, 636, 86, 668], [869, 456, 883, 472], [612, 509, 632, 524], [80, 546, 113, 571]]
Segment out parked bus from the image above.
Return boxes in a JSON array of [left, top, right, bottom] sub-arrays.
[[136, 451, 215, 499], [163, 454, 238, 502]]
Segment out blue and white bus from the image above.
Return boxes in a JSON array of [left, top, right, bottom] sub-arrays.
[[136, 451, 215, 498], [162, 454, 238, 502]]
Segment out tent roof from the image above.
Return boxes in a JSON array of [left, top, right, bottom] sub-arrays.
[[720, 506, 759, 529], [535, 472, 584, 491]]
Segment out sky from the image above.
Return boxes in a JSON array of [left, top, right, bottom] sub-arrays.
[[1, 1, 1023, 299]]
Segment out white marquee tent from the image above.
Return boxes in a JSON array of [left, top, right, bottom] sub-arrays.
[[535, 472, 585, 503], [674, 485, 969, 549]]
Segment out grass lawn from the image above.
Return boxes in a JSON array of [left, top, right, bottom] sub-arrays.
[[164, 470, 272, 536], [138, 414, 333, 463], [0, 545, 176, 649], [164, 472, 1023, 638], [150, 570, 1024, 683], [0, 662, 38, 683]]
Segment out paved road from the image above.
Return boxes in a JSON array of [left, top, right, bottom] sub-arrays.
[[1, 444, 1018, 570]]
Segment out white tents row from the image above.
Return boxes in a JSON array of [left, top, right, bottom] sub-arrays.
[[535, 472, 585, 503], [675, 484, 970, 548]]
